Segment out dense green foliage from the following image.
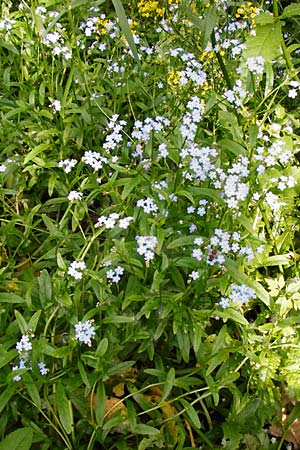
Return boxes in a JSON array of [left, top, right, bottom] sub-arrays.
[[1, 0, 300, 448]]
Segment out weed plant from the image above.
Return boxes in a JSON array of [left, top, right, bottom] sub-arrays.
[[1, 0, 300, 449]]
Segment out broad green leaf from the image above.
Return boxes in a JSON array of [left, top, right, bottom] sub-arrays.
[[95, 381, 106, 426], [96, 337, 108, 357], [56, 383, 73, 434], [38, 269, 52, 307], [261, 255, 291, 267], [243, 22, 282, 63], [102, 315, 136, 323], [126, 400, 137, 431], [281, 3, 300, 19], [167, 235, 199, 250], [42, 214, 63, 236], [179, 399, 201, 429], [217, 308, 249, 326], [0, 428, 33, 450], [219, 139, 246, 157], [254, 12, 275, 25], [120, 177, 141, 200], [0, 349, 18, 369], [0, 293, 24, 303], [202, 6, 217, 48], [27, 310, 42, 334], [134, 424, 160, 436], [0, 384, 18, 415], [0, 42, 19, 55], [23, 143, 50, 165], [160, 367, 175, 403], [23, 373, 41, 409], [14, 310, 28, 335], [182, 5, 204, 31]]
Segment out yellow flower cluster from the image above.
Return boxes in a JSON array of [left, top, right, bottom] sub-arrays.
[[137, 0, 164, 18], [167, 68, 180, 86], [97, 17, 112, 35], [235, 2, 259, 20]]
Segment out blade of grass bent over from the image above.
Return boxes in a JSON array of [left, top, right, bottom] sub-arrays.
[[111, 0, 142, 72]]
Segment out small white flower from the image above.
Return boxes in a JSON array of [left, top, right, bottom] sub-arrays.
[[68, 191, 83, 201], [68, 261, 86, 280], [50, 99, 61, 112]]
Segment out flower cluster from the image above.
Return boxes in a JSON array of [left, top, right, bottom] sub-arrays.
[[288, 80, 300, 99], [106, 266, 124, 283], [58, 159, 77, 173], [223, 79, 247, 107], [103, 114, 127, 152], [131, 116, 170, 143], [74, 320, 96, 346], [68, 190, 83, 201], [246, 56, 265, 75], [191, 229, 254, 266], [179, 96, 203, 141], [254, 140, 294, 174], [136, 197, 158, 214], [36, 7, 72, 60], [136, 235, 158, 263], [95, 213, 134, 230], [219, 283, 256, 308], [16, 334, 33, 357], [67, 261, 86, 280], [82, 151, 108, 171], [13, 334, 49, 381]]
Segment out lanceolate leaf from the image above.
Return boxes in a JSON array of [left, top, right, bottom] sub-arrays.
[[0, 428, 33, 450], [225, 258, 270, 307], [111, 0, 142, 70]]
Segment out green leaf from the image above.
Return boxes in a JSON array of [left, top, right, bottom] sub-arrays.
[[102, 315, 136, 324], [27, 310, 42, 334], [0, 428, 33, 450], [243, 22, 282, 64], [134, 424, 160, 436], [14, 310, 28, 335], [281, 3, 300, 19], [216, 308, 249, 326], [0, 384, 18, 415], [95, 381, 106, 427], [0, 349, 18, 369], [120, 177, 141, 200], [38, 269, 52, 307], [56, 383, 73, 435], [161, 367, 175, 403], [111, 0, 141, 70], [202, 6, 217, 48], [0, 42, 19, 55], [23, 143, 50, 165], [179, 399, 201, 429], [96, 337, 108, 357], [0, 293, 24, 303], [225, 258, 270, 307], [167, 235, 198, 250], [219, 139, 246, 157], [261, 254, 291, 267], [126, 400, 137, 431], [285, 402, 300, 428], [23, 373, 41, 409]]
